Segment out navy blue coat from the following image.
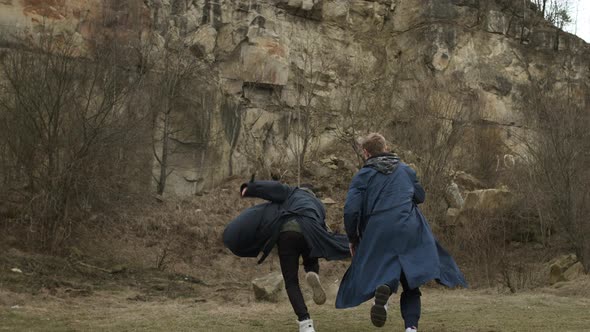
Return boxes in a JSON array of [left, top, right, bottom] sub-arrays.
[[336, 155, 467, 309], [223, 181, 350, 264]]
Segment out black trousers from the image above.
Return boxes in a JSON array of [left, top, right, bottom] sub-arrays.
[[278, 231, 319, 321], [399, 272, 421, 329]]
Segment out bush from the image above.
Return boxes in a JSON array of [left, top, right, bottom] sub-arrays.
[[0, 27, 150, 252]]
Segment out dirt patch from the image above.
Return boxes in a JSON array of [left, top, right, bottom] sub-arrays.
[[0, 247, 212, 301]]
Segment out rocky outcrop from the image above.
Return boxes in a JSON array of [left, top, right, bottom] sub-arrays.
[[462, 188, 516, 212], [447, 186, 517, 226], [0, 0, 588, 195], [549, 254, 586, 284], [445, 182, 464, 209], [454, 172, 486, 191], [252, 272, 284, 302]]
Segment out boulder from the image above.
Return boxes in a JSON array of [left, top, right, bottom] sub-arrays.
[[549, 254, 578, 284], [309, 163, 332, 178], [445, 182, 464, 209], [563, 262, 586, 281], [454, 172, 486, 191], [252, 272, 284, 302], [321, 198, 337, 205], [462, 188, 515, 212], [445, 208, 461, 225], [301, 0, 315, 11]]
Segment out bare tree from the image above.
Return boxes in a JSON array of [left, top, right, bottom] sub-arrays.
[[390, 80, 476, 223], [498, 0, 573, 45], [532, 0, 549, 16], [333, 55, 399, 167], [146, 35, 213, 195], [0, 26, 147, 251], [513, 82, 590, 272], [545, 0, 573, 50], [287, 29, 335, 185]]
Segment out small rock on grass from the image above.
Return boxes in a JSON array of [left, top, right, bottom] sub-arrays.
[[321, 198, 337, 205]]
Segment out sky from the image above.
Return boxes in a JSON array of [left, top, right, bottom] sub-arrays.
[[569, 0, 590, 42]]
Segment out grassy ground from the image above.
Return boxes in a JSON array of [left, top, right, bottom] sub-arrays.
[[1, 174, 588, 332], [2, 288, 590, 332]]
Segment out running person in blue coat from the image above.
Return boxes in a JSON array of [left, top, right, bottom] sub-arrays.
[[224, 179, 350, 332], [336, 133, 467, 332]]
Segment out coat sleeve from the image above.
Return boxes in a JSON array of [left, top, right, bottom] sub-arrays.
[[404, 166, 425, 204], [344, 171, 368, 245], [243, 181, 291, 203]]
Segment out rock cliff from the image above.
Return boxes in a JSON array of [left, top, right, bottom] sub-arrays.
[[1, 0, 588, 195]]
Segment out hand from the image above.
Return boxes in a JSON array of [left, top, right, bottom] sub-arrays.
[[349, 243, 356, 257], [240, 183, 248, 197]]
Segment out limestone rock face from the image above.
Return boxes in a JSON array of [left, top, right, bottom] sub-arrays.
[[0, 0, 588, 195], [485, 10, 508, 34], [185, 25, 218, 60]]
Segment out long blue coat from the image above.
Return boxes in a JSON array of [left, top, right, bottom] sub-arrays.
[[336, 154, 467, 309], [223, 181, 350, 264]]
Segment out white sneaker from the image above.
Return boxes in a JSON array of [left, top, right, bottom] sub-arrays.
[[305, 272, 326, 305], [405, 327, 417, 332], [298, 319, 316, 332]]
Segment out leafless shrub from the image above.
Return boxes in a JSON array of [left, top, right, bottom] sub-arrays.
[[451, 211, 508, 287], [446, 209, 540, 289], [512, 82, 590, 272], [145, 34, 215, 195], [332, 54, 399, 168], [286, 28, 336, 185], [388, 81, 477, 224], [460, 124, 509, 187], [500, 258, 537, 293], [497, 0, 573, 47], [0, 26, 149, 252]]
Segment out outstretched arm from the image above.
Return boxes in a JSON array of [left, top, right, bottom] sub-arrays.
[[241, 180, 291, 203], [404, 166, 425, 204]]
